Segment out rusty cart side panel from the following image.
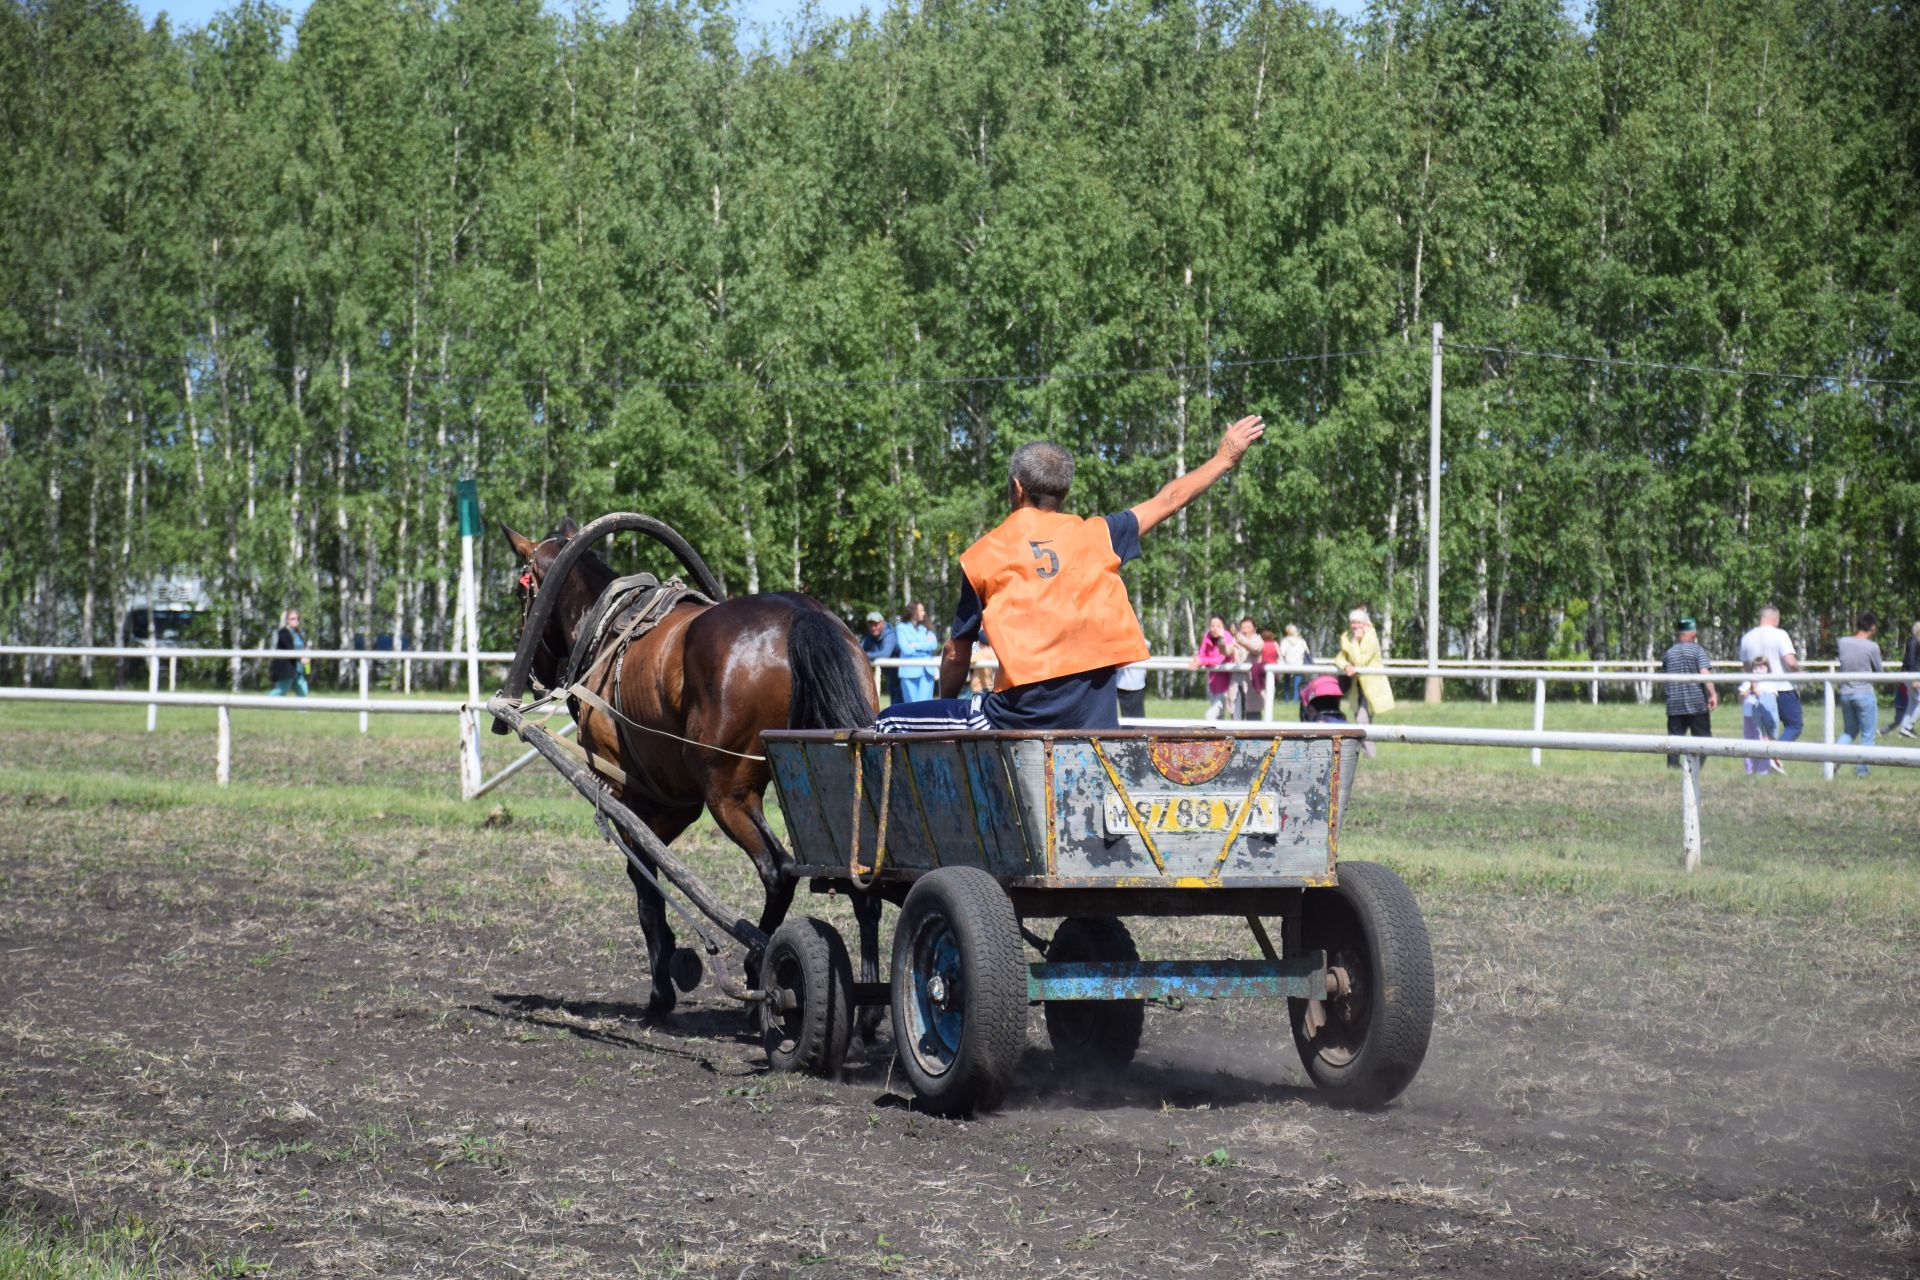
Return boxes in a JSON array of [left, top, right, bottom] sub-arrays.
[[764, 728, 1358, 891]]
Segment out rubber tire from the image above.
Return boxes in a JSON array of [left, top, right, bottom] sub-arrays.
[[1042, 917, 1146, 1072], [1288, 860, 1434, 1109], [761, 917, 856, 1078], [890, 866, 1028, 1116]]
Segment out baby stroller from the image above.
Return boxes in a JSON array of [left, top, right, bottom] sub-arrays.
[[1299, 674, 1347, 724]]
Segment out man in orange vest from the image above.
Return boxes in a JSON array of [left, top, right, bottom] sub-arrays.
[[876, 414, 1265, 732]]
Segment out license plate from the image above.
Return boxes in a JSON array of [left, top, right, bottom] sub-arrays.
[[1104, 792, 1279, 836]]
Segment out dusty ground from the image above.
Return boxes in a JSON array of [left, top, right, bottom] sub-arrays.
[[1, 715, 1917, 1277]]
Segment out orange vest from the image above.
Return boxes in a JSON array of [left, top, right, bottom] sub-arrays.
[[959, 508, 1149, 688]]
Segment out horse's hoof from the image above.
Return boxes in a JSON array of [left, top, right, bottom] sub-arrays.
[[670, 947, 704, 993], [644, 989, 678, 1023]]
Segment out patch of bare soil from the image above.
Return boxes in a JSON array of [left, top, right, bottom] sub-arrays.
[[0, 795, 1915, 1278]]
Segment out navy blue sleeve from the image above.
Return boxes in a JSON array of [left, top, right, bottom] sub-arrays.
[[1103, 510, 1142, 565], [950, 579, 984, 643]]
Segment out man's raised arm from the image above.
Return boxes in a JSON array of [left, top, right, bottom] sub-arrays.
[[1130, 415, 1265, 536]]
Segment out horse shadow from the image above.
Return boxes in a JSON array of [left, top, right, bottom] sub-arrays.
[[470, 991, 761, 1059]]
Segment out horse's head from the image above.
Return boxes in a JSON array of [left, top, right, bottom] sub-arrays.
[[502, 516, 612, 690]]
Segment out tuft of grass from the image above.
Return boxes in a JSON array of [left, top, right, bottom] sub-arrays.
[[0, 1213, 258, 1280]]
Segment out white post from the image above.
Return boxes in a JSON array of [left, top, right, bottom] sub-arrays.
[[402, 645, 412, 695], [358, 657, 370, 733], [1823, 680, 1836, 782], [216, 704, 231, 786], [1590, 663, 1599, 706], [1425, 321, 1443, 705], [146, 640, 159, 732], [1680, 753, 1701, 873], [1263, 667, 1276, 722], [458, 706, 481, 801], [1531, 677, 1546, 767], [168, 656, 178, 691]]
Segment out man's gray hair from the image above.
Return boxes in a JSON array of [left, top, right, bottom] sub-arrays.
[[1009, 442, 1074, 505], [1760, 603, 1781, 622]]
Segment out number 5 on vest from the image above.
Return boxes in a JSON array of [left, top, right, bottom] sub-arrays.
[[1029, 540, 1060, 578]]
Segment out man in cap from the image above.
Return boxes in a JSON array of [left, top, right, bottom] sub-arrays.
[[860, 610, 900, 704], [1660, 616, 1718, 768], [876, 414, 1264, 732]]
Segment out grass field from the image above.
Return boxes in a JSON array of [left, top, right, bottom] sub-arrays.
[[1, 695, 1915, 1275]]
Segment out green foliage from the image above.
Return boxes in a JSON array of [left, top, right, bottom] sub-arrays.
[[0, 0, 1914, 683]]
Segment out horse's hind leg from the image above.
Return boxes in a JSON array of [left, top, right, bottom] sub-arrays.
[[626, 804, 700, 1022], [712, 794, 794, 966], [850, 891, 886, 1044]]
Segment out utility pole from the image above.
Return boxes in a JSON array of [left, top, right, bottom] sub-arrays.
[[1426, 322, 1443, 704]]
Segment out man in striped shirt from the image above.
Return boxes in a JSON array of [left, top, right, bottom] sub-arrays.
[[1661, 617, 1718, 768]]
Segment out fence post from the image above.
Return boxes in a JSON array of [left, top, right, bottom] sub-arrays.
[[146, 642, 159, 732], [358, 657, 370, 733], [1531, 678, 1546, 767], [216, 705, 231, 787], [1680, 752, 1701, 873], [1590, 663, 1599, 706], [402, 646, 412, 696], [169, 656, 178, 692], [1823, 680, 1836, 782], [459, 706, 481, 801], [1263, 667, 1276, 722]]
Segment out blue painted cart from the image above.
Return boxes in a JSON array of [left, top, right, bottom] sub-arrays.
[[760, 726, 1434, 1115]]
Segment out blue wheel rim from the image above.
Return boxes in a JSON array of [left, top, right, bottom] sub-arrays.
[[905, 916, 964, 1076]]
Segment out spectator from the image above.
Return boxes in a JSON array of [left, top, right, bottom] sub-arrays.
[[1116, 641, 1149, 720], [1229, 616, 1264, 718], [1739, 657, 1784, 776], [1277, 624, 1310, 703], [269, 609, 309, 697], [1246, 625, 1281, 718], [894, 602, 940, 703], [1191, 615, 1236, 720], [1894, 619, 1920, 739], [1338, 607, 1394, 757], [1835, 611, 1883, 777], [860, 611, 899, 703], [1739, 605, 1803, 743], [1659, 616, 1718, 769]]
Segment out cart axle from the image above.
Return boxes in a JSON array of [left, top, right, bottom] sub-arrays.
[[1026, 955, 1329, 1002]]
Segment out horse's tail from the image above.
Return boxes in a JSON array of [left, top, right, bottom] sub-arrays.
[[788, 608, 878, 730]]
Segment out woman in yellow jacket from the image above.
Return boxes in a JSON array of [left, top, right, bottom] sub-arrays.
[[1338, 607, 1394, 756]]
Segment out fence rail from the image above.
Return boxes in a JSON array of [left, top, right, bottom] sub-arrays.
[[6, 645, 1915, 814]]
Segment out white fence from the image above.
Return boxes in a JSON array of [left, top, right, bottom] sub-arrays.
[[5, 647, 1915, 826]]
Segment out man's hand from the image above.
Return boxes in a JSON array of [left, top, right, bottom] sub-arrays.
[[1217, 415, 1265, 465]]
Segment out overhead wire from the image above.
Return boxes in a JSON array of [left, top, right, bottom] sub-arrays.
[[7, 334, 1913, 392], [1447, 340, 1918, 390], [0, 339, 1395, 394]]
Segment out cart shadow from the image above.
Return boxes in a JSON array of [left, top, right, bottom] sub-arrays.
[[473, 991, 761, 1055], [840, 1042, 1315, 1113]]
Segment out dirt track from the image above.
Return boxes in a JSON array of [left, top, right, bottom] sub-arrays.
[[2, 785, 1916, 1278]]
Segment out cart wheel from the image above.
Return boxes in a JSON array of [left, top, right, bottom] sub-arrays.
[[1043, 917, 1145, 1072], [890, 867, 1027, 1116], [761, 917, 856, 1077], [1288, 860, 1433, 1108]]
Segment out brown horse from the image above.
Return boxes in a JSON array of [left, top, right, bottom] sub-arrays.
[[502, 519, 878, 1021]]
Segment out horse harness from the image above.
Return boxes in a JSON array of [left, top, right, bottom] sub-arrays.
[[520, 568, 761, 796]]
